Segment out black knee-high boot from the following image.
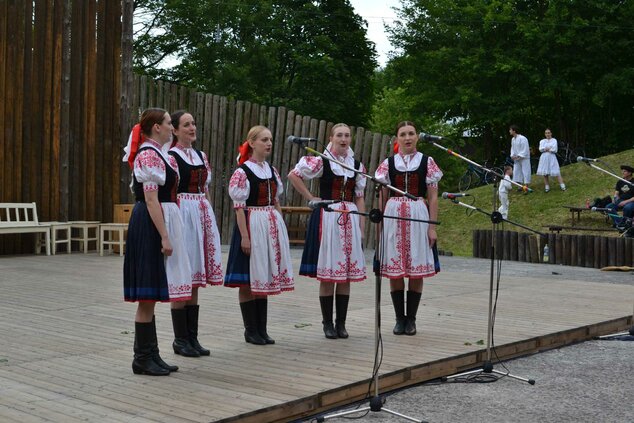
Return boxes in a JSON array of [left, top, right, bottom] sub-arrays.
[[390, 290, 406, 335], [151, 316, 178, 372], [240, 300, 266, 345], [319, 296, 337, 339], [171, 308, 200, 357], [255, 298, 275, 344], [335, 294, 349, 339], [132, 321, 170, 376], [405, 291, 422, 336], [185, 305, 210, 356]]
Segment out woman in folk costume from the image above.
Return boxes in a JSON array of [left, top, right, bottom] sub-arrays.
[[374, 121, 443, 336], [224, 126, 294, 345], [287, 123, 367, 339], [166, 110, 223, 358], [536, 128, 566, 192], [123, 108, 192, 376]]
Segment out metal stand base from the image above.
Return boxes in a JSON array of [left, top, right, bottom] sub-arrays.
[[318, 396, 427, 422], [442, 360, 535, 385]]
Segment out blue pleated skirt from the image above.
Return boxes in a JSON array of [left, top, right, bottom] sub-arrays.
[[123, 202, 170, 302], [299, 208, 321, 277]]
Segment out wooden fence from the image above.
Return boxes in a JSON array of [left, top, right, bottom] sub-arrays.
[[0, 0, 393, 253], [122, 75, 393, 246], [0, 0, 123, 253], [473, 229, 634, 268]]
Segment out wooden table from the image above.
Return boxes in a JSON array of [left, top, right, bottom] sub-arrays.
[[562, 205, 591, 226]]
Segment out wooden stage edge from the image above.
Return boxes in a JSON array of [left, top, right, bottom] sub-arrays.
[[223, 315, 633, 423]]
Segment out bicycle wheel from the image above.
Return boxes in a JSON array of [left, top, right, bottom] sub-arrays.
[[458, 171, 474, 192]]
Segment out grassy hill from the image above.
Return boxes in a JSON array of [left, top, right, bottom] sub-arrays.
[[436, 149, 634, 257]]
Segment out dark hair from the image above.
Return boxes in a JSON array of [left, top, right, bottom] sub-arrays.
[[171, 110, 188, 130], [140, 108, 168, 137], [396, 121, 416, 135], [509, 124, 520, 133], [169, 110, 189, 146], [504, 165, 513, 173]]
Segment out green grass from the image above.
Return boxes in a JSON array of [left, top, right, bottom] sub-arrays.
[[436, 149, 634, 257]]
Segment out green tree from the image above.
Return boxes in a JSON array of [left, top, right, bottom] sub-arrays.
[[133, 0, 377, 126], [383, 0, 634, 161]]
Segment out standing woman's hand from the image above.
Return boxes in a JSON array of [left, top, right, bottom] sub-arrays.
[[161, 236, 173, 256], [241, 237, 251, 256], [427, 227, 437, 247]]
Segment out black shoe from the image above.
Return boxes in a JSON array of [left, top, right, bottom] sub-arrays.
[[133, 322, 170, 376], [404, 317, 417, 336], [335, 294, 350, 339], [393, 319, 406, 335], [335, 321, 348, 339], [405, 291, 422, 336], [390, 290, 406, 335], [323, 321, 338, 339], [171, 308, 200, 357], [255, 298, 275, 344], [319, 295, 337, 339], [150, 316, 178, 372], [240, 301, 266, 345], [186, 305, 211, 356]]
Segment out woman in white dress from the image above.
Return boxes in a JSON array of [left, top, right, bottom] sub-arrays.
[[536, 128, 566, 192], [123, 108, 192, 375], [374, 121, 443, 336], [167, 110, 223, 358], [288, 123, 367, 339], [224, 126, 294, 345]]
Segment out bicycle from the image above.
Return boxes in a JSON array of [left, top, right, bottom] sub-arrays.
[[556, 140, 585, 166], [458, 160, 504, 192]]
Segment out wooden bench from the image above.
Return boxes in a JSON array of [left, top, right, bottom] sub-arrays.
[[562, 205, 610, 226], [0, 202, 51, 255], [281, 206, 312, 245], [544, 225, 616, 234]]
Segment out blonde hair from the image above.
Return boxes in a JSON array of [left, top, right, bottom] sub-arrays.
[[330, 123, 350, 136], [246, 125, 270, 143]]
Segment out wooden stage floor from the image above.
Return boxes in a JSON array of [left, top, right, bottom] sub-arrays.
[[0, 251, 632, 422]]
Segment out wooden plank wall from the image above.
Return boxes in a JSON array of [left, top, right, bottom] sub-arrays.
[[472, 229, 634, 268], [0, 0, 122, 253], [2, 0, 392, 253], [121, 74, 393, 246]]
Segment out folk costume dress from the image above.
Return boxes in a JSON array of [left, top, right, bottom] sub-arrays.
[[123, 140, 192, 302], [374, 152, 443, 279], [536, 138, 561, 176], [224, 159, 294, 295], [168, 145, 223, 287], [291, 149, 367, 284]]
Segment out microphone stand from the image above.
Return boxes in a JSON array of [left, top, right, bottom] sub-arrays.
[[300, 146, 434, 423], [424, 137, 532, 193], [423, 136, 536, 385], [579, 160, 634, 338], [580, 160, 634, 187]]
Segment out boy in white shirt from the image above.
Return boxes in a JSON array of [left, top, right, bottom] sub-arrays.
[[498, 166, 513, 219]]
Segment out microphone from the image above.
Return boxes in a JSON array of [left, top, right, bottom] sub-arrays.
[[577, 156, 598, 163], [308, 199, 340, 210], [442, 192, 471, 200], [418, 132, 443, 142], [287, 136, 318, 145]]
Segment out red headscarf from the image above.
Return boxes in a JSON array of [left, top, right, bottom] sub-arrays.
[[393, 138, 399, 154], [237, 141, 252, 165], [127, 124, 145, 169]]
